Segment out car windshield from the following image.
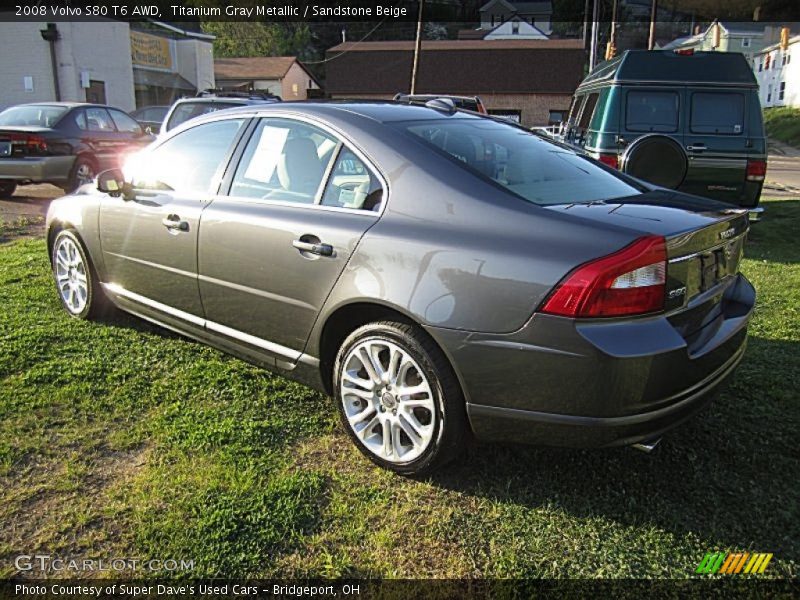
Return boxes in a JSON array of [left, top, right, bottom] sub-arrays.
[[397, 118, 644, 206], [166, 101, 241, 131], [0, 105, 68, 128]]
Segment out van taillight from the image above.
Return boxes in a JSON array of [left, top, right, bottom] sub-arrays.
[[598, 153, 619, 169], [539, 236, 667, 318], [746, 159, 766, 182]]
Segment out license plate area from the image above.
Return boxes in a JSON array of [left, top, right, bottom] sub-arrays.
[[0, 141, 11, 157]]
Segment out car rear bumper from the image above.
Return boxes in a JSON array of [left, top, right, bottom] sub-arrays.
[[425, 273, 755, 448], [0, 156, 73, 184]]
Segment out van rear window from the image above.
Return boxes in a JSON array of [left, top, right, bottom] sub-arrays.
[[690, 92, 744, 134], [626, 91, 678, 133]]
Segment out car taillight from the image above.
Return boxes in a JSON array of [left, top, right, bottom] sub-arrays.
[[746, 159, 766, 182], [8, 133, 47, 153], [597, 153, 619, 169], [539, 235, 667, 318]]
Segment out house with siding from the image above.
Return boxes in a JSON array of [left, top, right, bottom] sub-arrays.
[[214, 57, 320, 101], [754, 33, 800, 108]]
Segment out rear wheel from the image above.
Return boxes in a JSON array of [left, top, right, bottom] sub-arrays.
[[0, 180, 16, 198], [67, 156, 97, 192], [51, 230, 107, 319], [333, 321, 468, 476]]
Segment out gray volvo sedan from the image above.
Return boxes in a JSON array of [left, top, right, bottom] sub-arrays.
[[46, 102, 755, 475]]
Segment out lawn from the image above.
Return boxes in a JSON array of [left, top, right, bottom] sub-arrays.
[[764, 107, 800, 148], [0, 198, 798, 579]]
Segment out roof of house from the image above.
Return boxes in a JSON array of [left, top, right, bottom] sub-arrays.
[[325, 39, 585, 96], [479, 0, 552, 13], [755, 33, 800, 55], [214, 56, 299, 80]]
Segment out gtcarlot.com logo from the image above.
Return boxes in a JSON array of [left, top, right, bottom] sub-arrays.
[[14, 554, 194, 574], [696, 552, 773, 575]]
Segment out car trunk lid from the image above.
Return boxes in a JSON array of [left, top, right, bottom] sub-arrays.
[[0, 126, 51, 158], [545, 190, 749, 338]]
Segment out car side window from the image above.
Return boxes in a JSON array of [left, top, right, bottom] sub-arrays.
[[73, 110, 88, 130], [626, 90, 679, 133], [85, 107, 116, 132], [230, 118, 337, 204], [124, 119, 244, 194], [321, 148, 384, 211], [109, 109, 143, 134]]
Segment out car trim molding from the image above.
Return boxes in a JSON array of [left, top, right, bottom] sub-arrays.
[[102, 282, 302, 361]]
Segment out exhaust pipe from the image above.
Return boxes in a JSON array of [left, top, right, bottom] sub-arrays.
[[632, 438, 661, 453]]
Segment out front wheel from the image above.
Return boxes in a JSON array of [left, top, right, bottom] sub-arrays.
[[51, 230, 107, 319], [333, 321, 468, 476]]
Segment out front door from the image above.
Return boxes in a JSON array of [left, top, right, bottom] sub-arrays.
[[99, 117, 247, 318], [198, 117, 385, 362], [681, 89, 750, 204]]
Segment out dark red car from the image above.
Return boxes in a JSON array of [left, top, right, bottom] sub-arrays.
[[0, 102, 152, 198]]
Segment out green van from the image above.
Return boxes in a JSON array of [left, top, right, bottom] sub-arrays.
[[562, 50, 766, 218]]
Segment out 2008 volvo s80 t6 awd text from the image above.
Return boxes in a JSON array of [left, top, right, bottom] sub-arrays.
[[46, 101, 755, 475]]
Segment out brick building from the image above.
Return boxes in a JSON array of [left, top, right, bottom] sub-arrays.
[[325, 39, 585, 127]]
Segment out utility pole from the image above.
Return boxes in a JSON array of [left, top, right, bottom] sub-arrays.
[[410, 0, 424, 94], [607, 0, 618, 60], [648, 0, 658, 50], [589, 0, 599, 71], [582, 0, 591, 48]]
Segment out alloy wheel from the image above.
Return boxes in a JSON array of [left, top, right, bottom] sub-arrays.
[[340, 339, 437, 463], [54, 236, 89, 314]]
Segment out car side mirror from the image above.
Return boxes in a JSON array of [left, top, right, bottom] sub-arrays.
[[97, 168, 132, 200]]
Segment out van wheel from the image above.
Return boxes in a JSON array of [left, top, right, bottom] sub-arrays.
[[333, 321, 468, 476], [621, 135, 687, 189], [0, 180, 16, 198]]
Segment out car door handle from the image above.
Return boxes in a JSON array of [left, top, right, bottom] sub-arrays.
[[686, 144, 706, 152], [162, 215, 189, 232], [292, 239, 333, 256]]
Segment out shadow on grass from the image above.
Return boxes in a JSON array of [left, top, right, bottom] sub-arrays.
[[745, 199, 799, 264], [429, 335, 799, 558]]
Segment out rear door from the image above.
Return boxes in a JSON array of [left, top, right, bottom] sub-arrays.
[[681, 89, 750, 204], [198, 116, 385, 364]]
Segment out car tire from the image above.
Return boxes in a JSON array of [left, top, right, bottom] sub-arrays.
[[51, 229, 108, 320], [333, 321, 468, 476], [621, 134, 688, 189], [66, 156, 97, 192], [0, 180, 17, 198]]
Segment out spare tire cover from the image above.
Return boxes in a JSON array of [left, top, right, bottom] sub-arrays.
[[621, 135, 688, 189]]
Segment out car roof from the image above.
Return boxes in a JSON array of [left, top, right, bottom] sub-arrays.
[[12, 102, 113, 109], [204, 100, 486, 124], [172, 97, 270, 105]]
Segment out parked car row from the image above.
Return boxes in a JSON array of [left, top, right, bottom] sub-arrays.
[[0, 90, 283, 198], [0, 102, 152, 198]]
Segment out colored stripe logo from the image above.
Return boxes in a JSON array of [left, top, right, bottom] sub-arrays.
[[696, 552, 773, 574]]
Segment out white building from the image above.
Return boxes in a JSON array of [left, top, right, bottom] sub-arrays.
[[483, 17, 549, 40], [754, 34, 800, 108], [0, 18, 215, 112], [479, 0, 552, 36]]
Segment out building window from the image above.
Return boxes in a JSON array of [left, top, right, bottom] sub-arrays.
[[531, 17, 536, 25], [742, 38, 751, 48], [780, 82, 786, 100], [767, 84, 772, 103], [548, 110, 566, 124], [759, 60, 763, 71], [512, 21, 519, 34]]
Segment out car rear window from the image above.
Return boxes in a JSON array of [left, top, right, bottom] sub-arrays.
[[690, 92, 745, 134], [166, 101, 241, 131], [626, 90, 679, 133], [396, 118, 643, 206], [0, 105, 68, 128]]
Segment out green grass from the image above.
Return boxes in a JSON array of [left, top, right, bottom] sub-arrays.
[[764, 107, 800, 148], [1, 199, 798, 579]]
